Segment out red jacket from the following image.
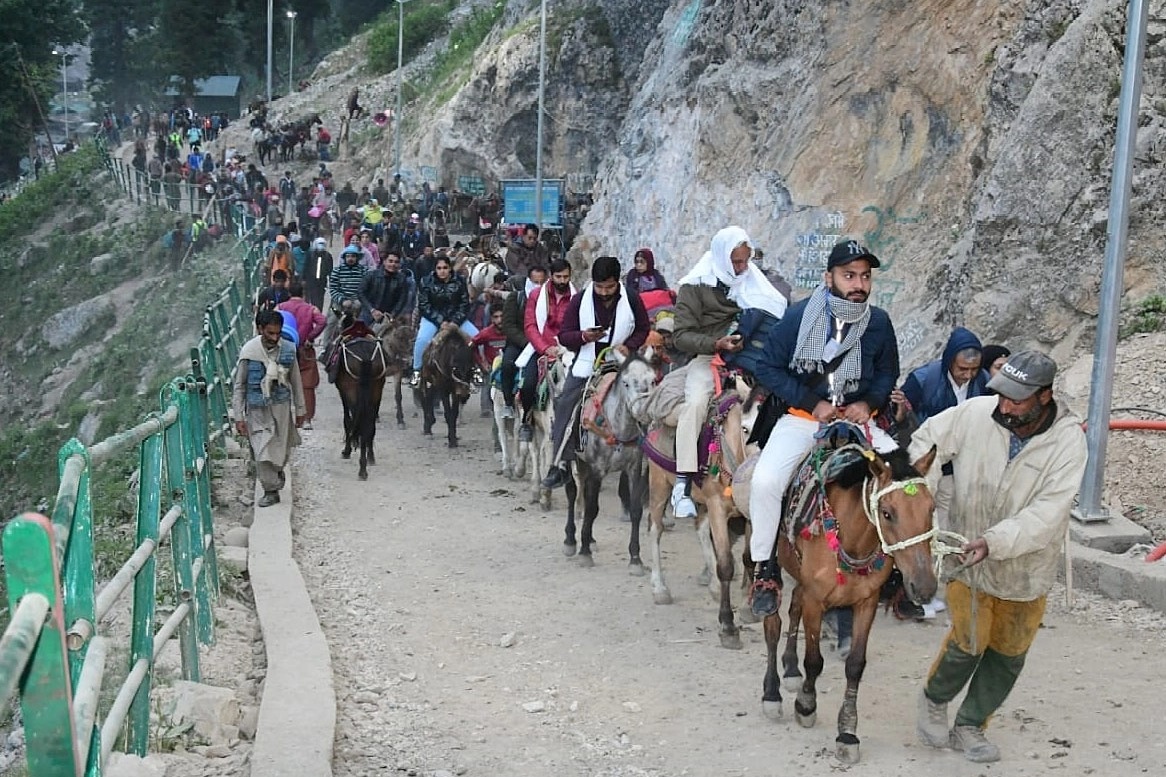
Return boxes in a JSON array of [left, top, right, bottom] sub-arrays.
[[278, 297, 326, 344], [471, 324, 506, 366], [523, 284, 573, 355]]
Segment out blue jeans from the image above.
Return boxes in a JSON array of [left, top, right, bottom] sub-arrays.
[[413, 318, 479, 370]]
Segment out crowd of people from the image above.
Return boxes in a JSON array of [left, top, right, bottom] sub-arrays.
[[230, 199, 1085, 765]]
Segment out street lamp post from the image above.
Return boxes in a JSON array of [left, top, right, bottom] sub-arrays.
[[534, 0, 548, 229], [394, 0, 411, 178], [266, 0, 274, 102], [52, 48, 68, 143], [287, 10, 298, 96]]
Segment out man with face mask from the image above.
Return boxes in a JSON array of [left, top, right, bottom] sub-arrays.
[[748, 239, 900, 617], [908, 351, 1085, 763]]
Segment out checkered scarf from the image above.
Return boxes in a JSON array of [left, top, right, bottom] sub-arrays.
[[790, 285, 871, 401]]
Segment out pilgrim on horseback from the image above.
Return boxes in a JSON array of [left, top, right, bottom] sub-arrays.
[[232, 309, 306, 507], [321, 244, 368, 351], [410, 253, 479, 386], [670, 226, 788, 518], [331, 303, 389, 478], [505, 223, 551, 277], [497, 266, 548, 425], [748, 239, 900, 618], [359, 250, 413, 333], [515, 258, 576, 439], [541, 256, 650, 490]]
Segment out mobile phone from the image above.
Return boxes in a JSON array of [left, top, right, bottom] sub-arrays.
[[587, 326, 606, 333]]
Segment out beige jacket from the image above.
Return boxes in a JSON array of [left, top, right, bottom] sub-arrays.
[[907, 395, 1086, 601]]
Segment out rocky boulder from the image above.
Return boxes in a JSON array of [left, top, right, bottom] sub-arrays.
[[40, 296, 115, 350]]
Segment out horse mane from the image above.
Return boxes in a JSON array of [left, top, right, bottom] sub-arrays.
[[832, 447, 920, 490]]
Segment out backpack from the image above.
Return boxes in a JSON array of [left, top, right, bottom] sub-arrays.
[[723, 308, 780, 378]]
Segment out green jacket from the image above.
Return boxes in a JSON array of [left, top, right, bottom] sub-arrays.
[[673, 282, 740, 356], [500, 278, 528, 349]]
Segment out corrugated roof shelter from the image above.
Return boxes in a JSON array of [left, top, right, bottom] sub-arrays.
[[164, 76, 243, 118]]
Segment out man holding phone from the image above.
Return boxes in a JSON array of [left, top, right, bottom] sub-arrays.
[[670, 226, 788, 517], [747, 239, 900, 617], [541, 256, 650, 489]]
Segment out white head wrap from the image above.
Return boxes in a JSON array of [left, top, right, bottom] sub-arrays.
[[679, 226, 787, 320]]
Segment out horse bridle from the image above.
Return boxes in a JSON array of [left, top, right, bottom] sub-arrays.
[[861, 475, 936, 555]]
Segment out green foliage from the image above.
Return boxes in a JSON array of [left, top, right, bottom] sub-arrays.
[[366, 0, 456, 75], [421, 0, 505, 101], [1119, 295, 1166, 340], [0, 144, 103, 243]]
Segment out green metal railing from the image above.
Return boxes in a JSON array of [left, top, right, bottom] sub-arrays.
[[0, 230, 266, 775]]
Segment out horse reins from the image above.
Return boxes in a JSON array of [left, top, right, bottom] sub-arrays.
[[340, 338, 388, 381]]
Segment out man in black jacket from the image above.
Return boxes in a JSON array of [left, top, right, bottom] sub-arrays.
[[304, 238, 333, 311], [360, 252, 414, 330]]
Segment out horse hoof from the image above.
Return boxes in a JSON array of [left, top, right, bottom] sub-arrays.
[[737, 606, 759, 624], [835, 736, 860, 764], [628, 561, 645, 577], [696, 570, 712, 588], [562, 542, 577, 557], [423, 430, 433, 436], [341, 452, 351, 460], [662, 517, 676, 530], [796, 709, 816, 728], [576, 554, 595, 568], [653, 590, 673, 605], [782, 673, 803, 692], [762, 700, 783, 722], [719, 632, 743, 650], [620, 512, 632, 523], [358, 471, 368, 481], [448, 439, 458, 448], [397, 422, 406, 429]]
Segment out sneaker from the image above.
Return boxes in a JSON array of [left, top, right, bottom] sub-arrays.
[[518, 424, 533, 443], [541, 466, 569, 490], [949, 725, 1001, 763], [916, 690, 949, 749], [670, 479, 697, 519], [501, 405, 515, 420], [921, 601, 941, 619], [258, 491, 281, 508]]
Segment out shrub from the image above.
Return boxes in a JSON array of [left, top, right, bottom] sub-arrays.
[[366, 0, 456, 74]]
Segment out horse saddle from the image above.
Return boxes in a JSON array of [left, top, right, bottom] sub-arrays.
[[641, 391, 744, 484], [579, 370, 620, 446], [327, 331, 379, 383], [781, 422, 873, 545]]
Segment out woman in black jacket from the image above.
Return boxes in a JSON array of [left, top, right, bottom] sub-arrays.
[[411, 256, 478, 381]]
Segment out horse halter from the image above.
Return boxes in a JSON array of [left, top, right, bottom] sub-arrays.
[[861, 475, 936, 555]]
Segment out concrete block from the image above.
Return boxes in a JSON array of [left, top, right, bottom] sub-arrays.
[[168, 680, 241, 746], [1069, 510, 1152, 552], [1067, 543, 1166, 614]]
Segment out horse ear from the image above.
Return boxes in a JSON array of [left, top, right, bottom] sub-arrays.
[[912, 446, 937, 476], [864, 449, 889, 479], [610, 348, 627, 365], [641, 345, 655, 363]]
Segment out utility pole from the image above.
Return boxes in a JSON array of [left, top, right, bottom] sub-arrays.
[[266, 0, 274, 102], [534, 0, 548, 229], [394, 0, 411, 178], [287, 10, 298, 96], [52, 49, 68, 142]]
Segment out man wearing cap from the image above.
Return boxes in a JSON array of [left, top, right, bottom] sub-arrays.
[[910, 350, 1086, 763], [748, 239, 900, 617], [321, 245, 368, 348]]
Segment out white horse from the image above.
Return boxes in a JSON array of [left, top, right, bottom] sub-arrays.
[[520, 353, 571, 509]]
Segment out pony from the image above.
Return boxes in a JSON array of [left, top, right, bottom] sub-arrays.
[[562, 350, 656, 568], [375, 314, 416, 429], [419, 330, 475, 447], [641, 372, 759, 649], [519, 354, 570, 508], [736, 435, 937, 763], [334, 328, 388, 480], [468, 256, 506, 300]]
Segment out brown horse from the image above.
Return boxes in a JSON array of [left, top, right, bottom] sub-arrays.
[[642, 373, 758, 650], [334, 332, 388, 479], [419, 330, 475, 447], [738, 437, 937, 763], [375, 314, 415, 429]]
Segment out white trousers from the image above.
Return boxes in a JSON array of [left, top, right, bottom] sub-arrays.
[[676, 355, 715, 473], [748, 414, 897, 562]]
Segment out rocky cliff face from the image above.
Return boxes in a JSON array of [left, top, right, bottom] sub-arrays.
[[402, 0, 1166, 366]]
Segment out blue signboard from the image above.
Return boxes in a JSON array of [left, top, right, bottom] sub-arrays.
[[501, 179, 563, 226]]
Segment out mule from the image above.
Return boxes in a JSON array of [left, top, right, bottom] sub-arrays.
[[375, 314, 415, 429], [562, 351, 656, 569], [738, 436, 937, 763], [420, 330, 475, 447], [641, 374, 759, 649], [519, 355, 570, 509], [334, 335, 388, 480]]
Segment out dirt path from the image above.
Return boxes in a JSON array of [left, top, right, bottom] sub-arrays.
[[291, 387, 1166, 777]]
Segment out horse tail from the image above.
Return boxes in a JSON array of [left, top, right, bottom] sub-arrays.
[[354, 353, 373, 438]]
